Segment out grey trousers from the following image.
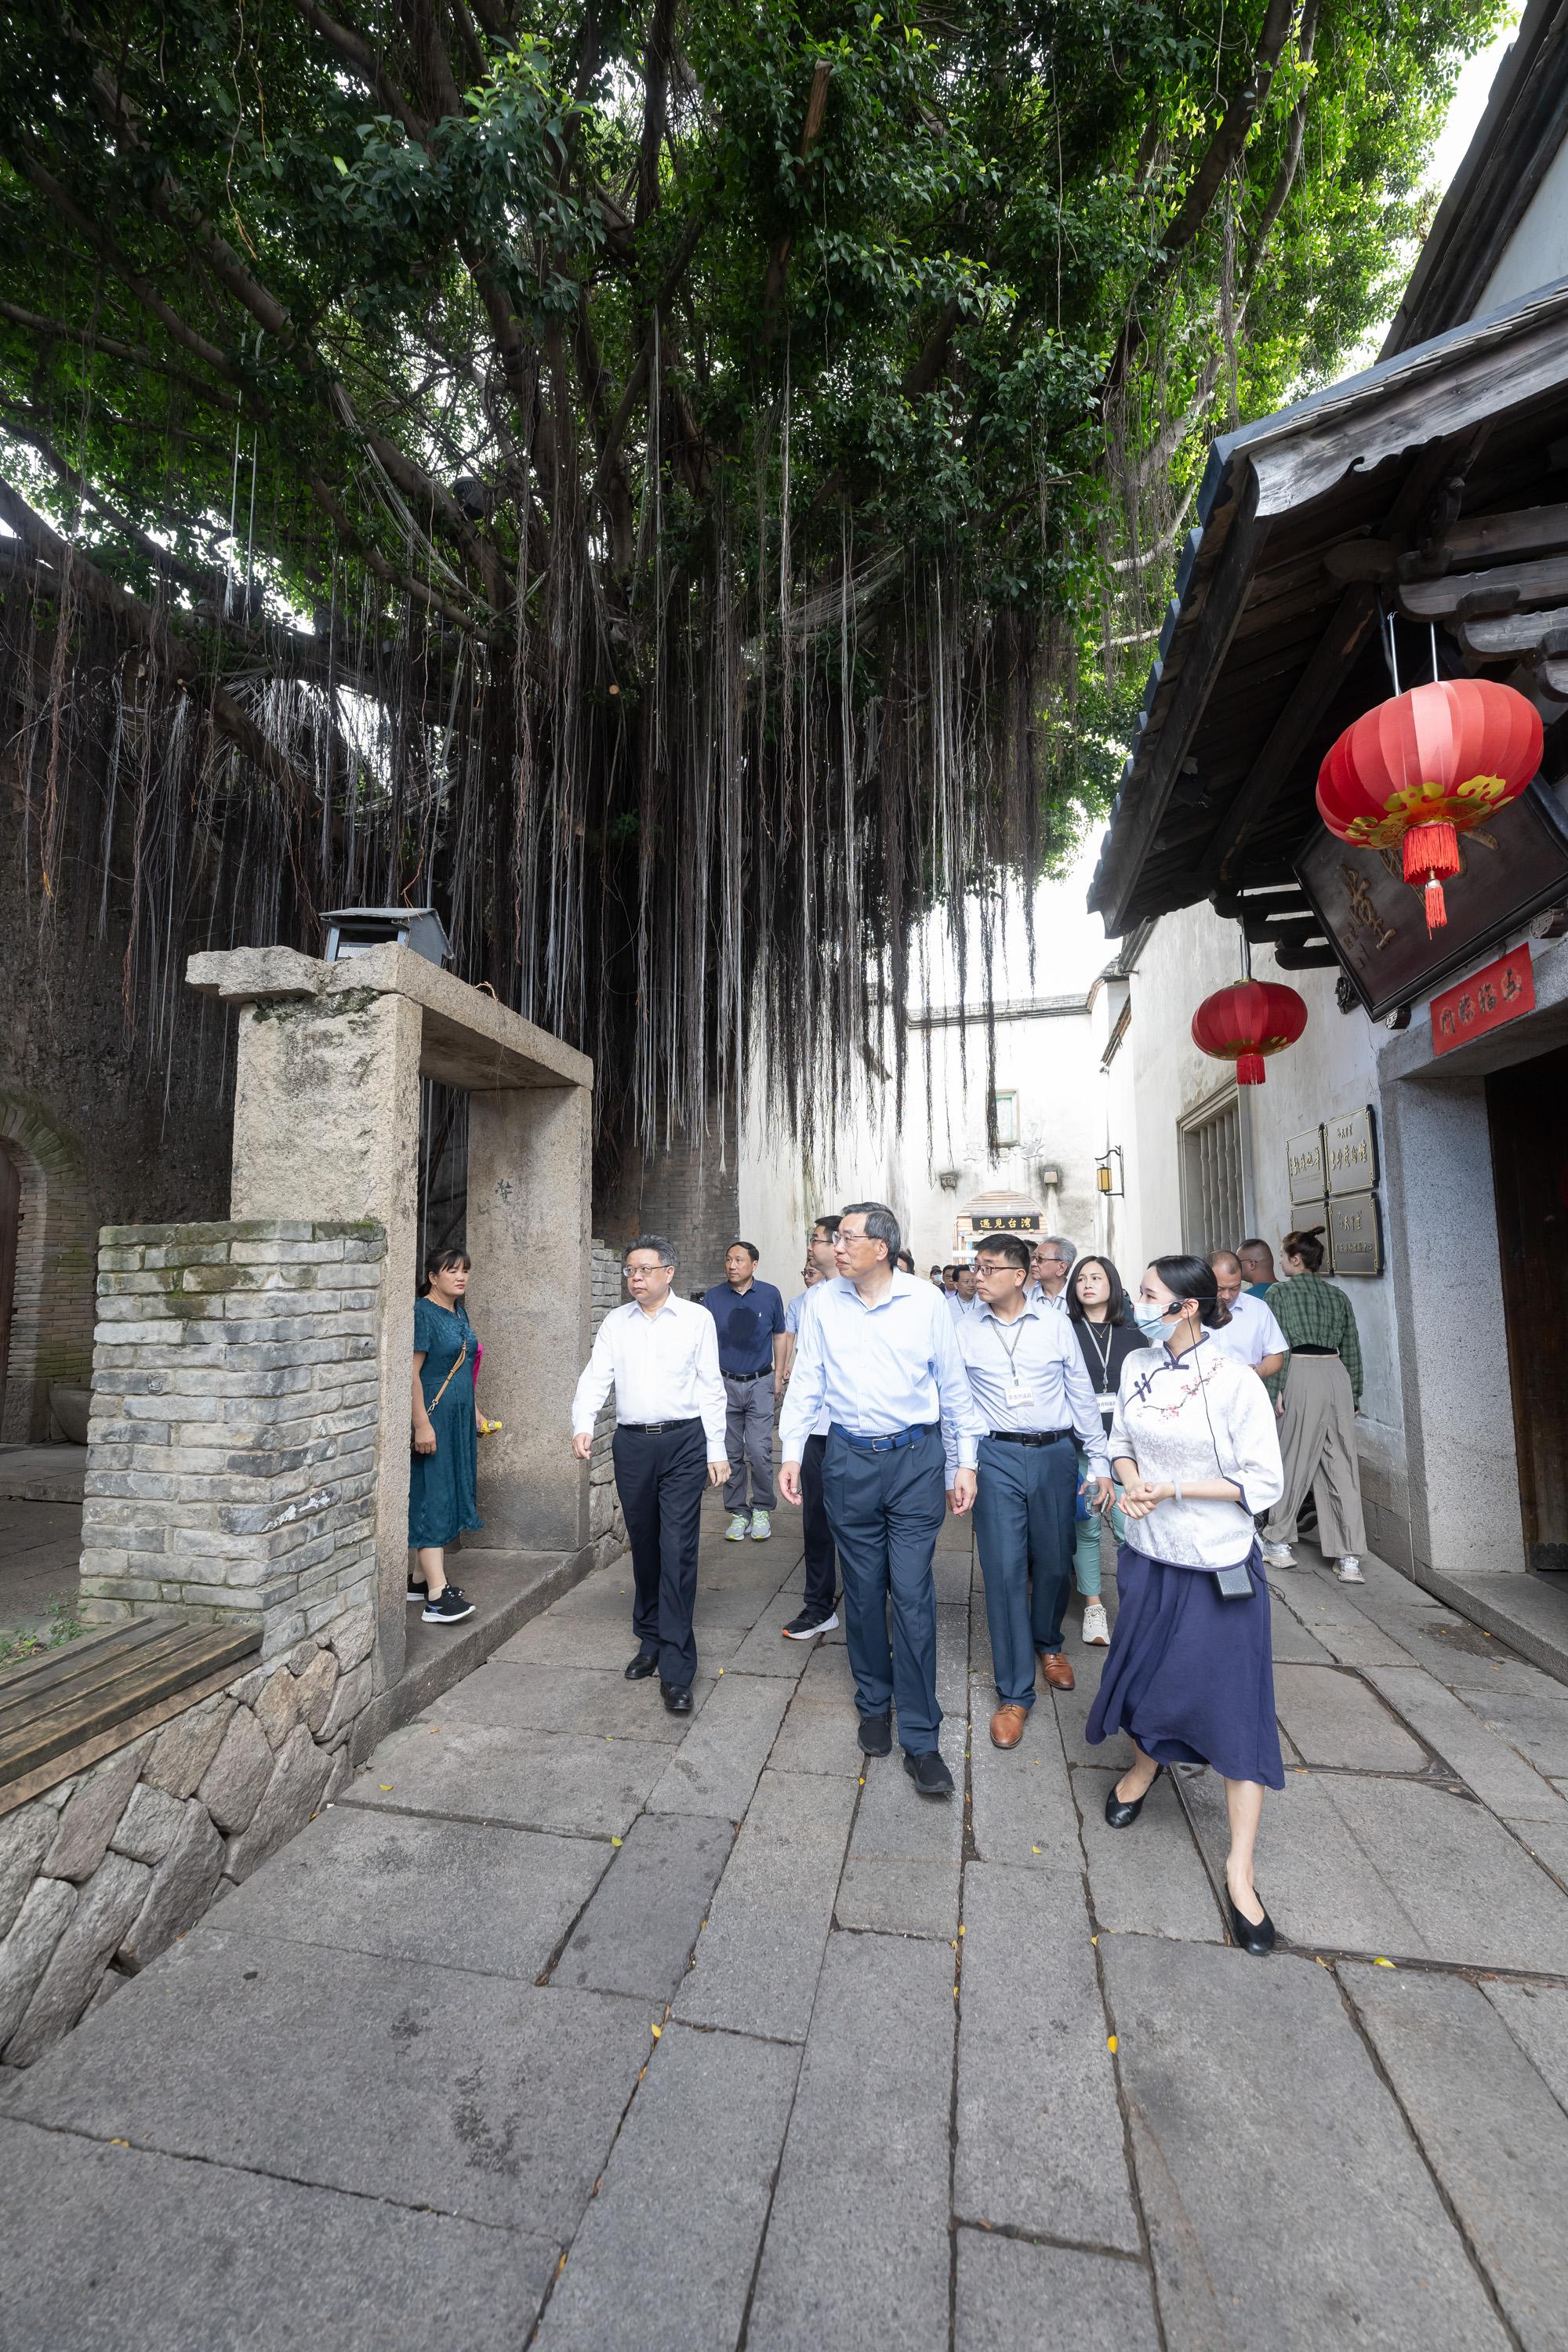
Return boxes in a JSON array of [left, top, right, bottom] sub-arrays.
[[1265, 1355, 1367, 1556], [723, 1373, 776, 1512]]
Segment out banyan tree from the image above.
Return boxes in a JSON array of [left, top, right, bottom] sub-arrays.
[[0, 1, 1497, 1186]]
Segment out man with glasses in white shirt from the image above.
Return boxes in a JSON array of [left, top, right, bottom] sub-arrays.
[[572, 1236, 728, 1715], [780, 1202, 984, 1798], [1027, 1236, 1075, 1310]]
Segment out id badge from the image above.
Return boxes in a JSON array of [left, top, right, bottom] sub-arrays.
[[1004, 1378, 1032, 1407], [1094, 1389, 1114, 1414]]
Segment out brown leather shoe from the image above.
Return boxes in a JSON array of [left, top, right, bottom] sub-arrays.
[[1039, 1650, 1075, 1692], [989, 1703, 1029, 1750]]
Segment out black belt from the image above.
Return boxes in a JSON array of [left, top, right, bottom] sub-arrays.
[[617, 1417, 701, 1434], [723, 1369, 771, 1382], [985, 1428, 1073, 1446], [829, 1421, 937, 1453], [1291, 1345, 1338, 1357]]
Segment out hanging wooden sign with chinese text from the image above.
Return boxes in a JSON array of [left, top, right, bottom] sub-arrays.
[[1430, 945, 1536, 1057]]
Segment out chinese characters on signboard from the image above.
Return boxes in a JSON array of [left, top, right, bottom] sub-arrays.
[[1430, 945, 1536, 1057], [1287, 1127, 1327, 1207], [1327, 1190, 1383, 1279], [1325, 1108, 1377, 1196], [1283, 1107, 1381, 1275]]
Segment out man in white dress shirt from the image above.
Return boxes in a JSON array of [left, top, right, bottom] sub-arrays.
[[948, 1233, 1113, 1749], [1207, 1253, 1287, 1384], [780, 1203, 984, 1796], [946, 1262, 980, 1322], [572, 1236, 728, 1715], [1026, 1236, 1075, 1310]]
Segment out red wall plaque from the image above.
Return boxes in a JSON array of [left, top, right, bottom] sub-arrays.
[[1430, 943, 1535, 1056]]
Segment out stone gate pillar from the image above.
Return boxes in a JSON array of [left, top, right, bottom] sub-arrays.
[[186, 946, 593, 1690]]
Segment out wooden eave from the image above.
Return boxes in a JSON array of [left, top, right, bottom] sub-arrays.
[[1088, 278, 1568, 942]]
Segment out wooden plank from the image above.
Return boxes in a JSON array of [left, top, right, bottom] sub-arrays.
[[0, 1627, 259, 1787], [1205, 586, 1379, 890], [0, 1617, 166, 1704], [0, 1624, 206, 1733], [1460, 603, 1568, 656], [1442, 499, 1568, 566], [0, 1656, 256, 1820], [1399, 550, 1568, 619]]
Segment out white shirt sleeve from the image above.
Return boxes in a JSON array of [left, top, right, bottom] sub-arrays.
[[571, 1314, 618, 1437], [1222, 1357, 1286, 1518], [931, 1298, 983, 1472], [694, 1308, 728, 1456]]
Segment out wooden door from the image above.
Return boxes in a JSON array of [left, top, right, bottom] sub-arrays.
[[1488, 1043, 1568, 1571], [0, 1147, 18, 1437]]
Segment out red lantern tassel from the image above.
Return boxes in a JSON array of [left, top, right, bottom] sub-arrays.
[[1236, 1051, 1266, 1085], [1402, 821, 1459, 887], [1423, 877, 1448, 931]]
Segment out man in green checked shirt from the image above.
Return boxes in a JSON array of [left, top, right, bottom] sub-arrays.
[[1260, 1227, 1367, 1583]]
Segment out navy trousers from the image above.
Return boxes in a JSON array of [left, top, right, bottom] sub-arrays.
[[971, 1433, 1076, 1709], [613, 1419, 706, 1687], [821, 1425, 945, 1754], [800, 1432, 839, 1616]]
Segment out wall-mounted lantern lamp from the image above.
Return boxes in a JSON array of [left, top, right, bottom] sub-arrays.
[[1096, 1147, 1124, 1197]]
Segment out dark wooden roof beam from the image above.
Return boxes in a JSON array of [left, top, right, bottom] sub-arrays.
[[1400, 550, 1568, 619], [1272, 941, 1341, 970], [1460, 602, 1568, 657]]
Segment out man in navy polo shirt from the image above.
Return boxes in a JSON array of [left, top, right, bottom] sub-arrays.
[[702, 1242, 788, 1541]]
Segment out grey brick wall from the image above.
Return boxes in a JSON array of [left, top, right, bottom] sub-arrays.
[[595, 1104, 739, 1301], [80, 1220, 384, 1658]]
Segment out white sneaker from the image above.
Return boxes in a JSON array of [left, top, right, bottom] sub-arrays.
[[1262, 1543, 1296, 1568], [1335, 1555, 1365, 1583], [750, 1509, 772, 1541], [724, 1513, 749, 1542], [1082, 1601, 1110, 1646]]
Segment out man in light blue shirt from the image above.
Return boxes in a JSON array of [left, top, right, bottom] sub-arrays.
[[947, 1232, 1112, 1750], [946, 1262, 981, 1322], [780, 1202, 984, 1797]]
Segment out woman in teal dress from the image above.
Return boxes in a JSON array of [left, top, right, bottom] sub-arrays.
[[409, 1247, 483, 1623]]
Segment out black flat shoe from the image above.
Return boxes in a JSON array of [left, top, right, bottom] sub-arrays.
[[857, 1712, 892, 1758], [1225, 1888, 1276, 1956], [661, 1682, 693, 1715], [903, 1750, 954, 1798], [625, 1650, 659, 1681], [1104, 1765, 1162, 1828]]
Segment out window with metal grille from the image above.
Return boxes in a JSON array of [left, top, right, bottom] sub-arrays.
[[1178, 1091, 1247, 1258]]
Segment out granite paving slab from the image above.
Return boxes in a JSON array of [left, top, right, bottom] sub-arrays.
[[1270, 1664, 1428, 1773], [532, 2024, 800, 2352], [836, 1719, 965, 1938], [1179, 1768, 1428, 1958], [1103, 1936, 1512, 2352], [1363, 1666, 1568, 1820], [721, 1612, 817, 1677], [1051, 1663, 1110, 1766], [1074, 1768, 1224, 1942], [644, 1671, 793, 1819], [1264, 1607, 1338, 1664], [970, 1695, 1098, 1872], [1320, 1774, 1568, 1973], [552, 1813, 735, 2000], [954, 2230, 1161, 2352], [1483, 1980, 1568, 2111], [745, 1929, 955, 2351], [0, 1928, 652, 2237], [933, 1541, 973, 1606], [213, 1804, 610, 1980], [496, 1613, 748, 1671], [799, 1639, 857, 1698], [433, 1660, 715, 1742], [936, 1602, 971, 1715], [0, 2116, 559, 2352], [956, 1860, 1139, 2249], [1345, 1962, 1568, 2352], [339, 1719, 668, 1838], [1264, 1576, 1416, 1667], [1462, 1679, 1568, 1780], [673, 1769, 855, 2042], [767, 1689, 864, 1778]]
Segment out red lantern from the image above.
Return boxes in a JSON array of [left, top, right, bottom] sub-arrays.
[[1316, 677, 1541, 934], [1191, 979, 1308, 1087]]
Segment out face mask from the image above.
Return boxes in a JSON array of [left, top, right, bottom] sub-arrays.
[[1135, 1303, 1174, 1343]]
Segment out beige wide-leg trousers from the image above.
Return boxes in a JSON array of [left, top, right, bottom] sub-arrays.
[[1264, 1354, 1367, 1556]]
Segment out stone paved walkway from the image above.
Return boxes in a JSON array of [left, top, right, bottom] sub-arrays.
[[4, 1500, 1568, 2350]]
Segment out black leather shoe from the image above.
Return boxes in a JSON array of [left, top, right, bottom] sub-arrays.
[[1225, 1888, 1276, 1956], [661, 1682, 693, 1715], [904, 1750, 955, 1798], [1104, 1764, 1162, 1828], [625, 1649, 659, 1681], [857, 1712, 893, 1758]]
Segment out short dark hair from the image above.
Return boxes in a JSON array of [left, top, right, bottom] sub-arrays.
[[974, 1232, 1032, 1274], [895, 1249, 916, 1272], [625, 1233, 677, 1269], [1240, 1237, 1272, 1258], [842, 1200, 900, 1261], [1067, 1254, 1131, 1326], [811, 1214, 841, 1240], [728, 1240, 760, 1261], [943, 1262, 957, 1279], [419, 1246, 472, 1297], [928, 1263, 942, 1276], [1283, 1226, 1327, 1273], [1148, 1254, 1232, 1330]]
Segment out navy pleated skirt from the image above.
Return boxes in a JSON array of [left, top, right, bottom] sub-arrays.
[[1086, 1543, 1284, 1790]]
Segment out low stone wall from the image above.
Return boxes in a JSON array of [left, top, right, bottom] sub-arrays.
[[588, 1239, 627, 1570], [0, 1618, 371, 2067]]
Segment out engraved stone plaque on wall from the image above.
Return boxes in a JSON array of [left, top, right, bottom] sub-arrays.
[[1327, 1190, 1382, 1277], [1287, 1127, 1327, 1207], [1325, 1106, 1377, 1198]]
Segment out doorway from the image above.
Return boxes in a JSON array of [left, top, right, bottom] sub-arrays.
[[1487, 1041, 1568, 1571]]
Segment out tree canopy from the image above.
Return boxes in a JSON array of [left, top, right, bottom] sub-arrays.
[[0, 0, 1503, 1171]]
